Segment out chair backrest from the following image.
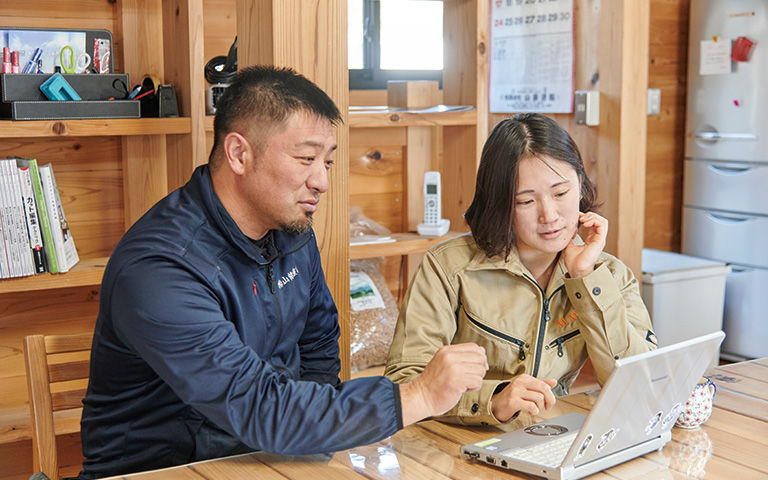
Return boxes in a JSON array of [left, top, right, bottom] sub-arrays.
[[23, 333, 92, 480]]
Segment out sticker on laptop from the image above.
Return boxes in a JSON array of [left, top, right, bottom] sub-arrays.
[[474, 438, 501, 448], [662, 403, 682, 428], [596, 428, 618, 452], [645, 411, 663, 435], [574, 433, 594, 460]]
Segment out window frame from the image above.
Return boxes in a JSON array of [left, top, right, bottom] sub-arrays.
[[349, 0, 443, 90]]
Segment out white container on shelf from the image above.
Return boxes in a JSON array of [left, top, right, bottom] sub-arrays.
[[641, 249, 731, 367]]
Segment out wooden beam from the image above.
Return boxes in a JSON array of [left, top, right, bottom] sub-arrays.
[[163, 0, 208, 191], [119, 0, 168, 229], [237, 0, 351, 381], [597, 0, 649, 277]]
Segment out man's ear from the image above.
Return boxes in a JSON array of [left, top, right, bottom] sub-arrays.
[[222, 132, 252, 176]]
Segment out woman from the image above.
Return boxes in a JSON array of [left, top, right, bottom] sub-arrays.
[[385, 113, 656, 426]]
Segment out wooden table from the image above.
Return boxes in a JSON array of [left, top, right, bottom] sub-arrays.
[[109, 359, 768, 479]]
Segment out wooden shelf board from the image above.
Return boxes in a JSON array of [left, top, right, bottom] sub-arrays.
[[0, 256, 108, 294], [0, 118, 191, 138], [348, 108, 477, 128], [204, 109, 476, 132], [350, 231, 462, 260]]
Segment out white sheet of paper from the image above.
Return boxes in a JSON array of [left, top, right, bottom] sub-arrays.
[[700, 39, 732, 75], [489, 0, 574, 113]]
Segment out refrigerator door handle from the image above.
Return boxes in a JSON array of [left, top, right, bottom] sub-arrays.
[[707, 212, 753, 224], [695, 131, 757, 141], [707, 164, 753, 175]]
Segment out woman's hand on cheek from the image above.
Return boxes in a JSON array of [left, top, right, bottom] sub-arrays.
[[563, 212, 608, 278]]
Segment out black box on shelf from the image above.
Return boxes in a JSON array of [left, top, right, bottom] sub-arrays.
[[0, 73, 138, 120], [1, 73, 129, 101], [0, 100, 140, 120]]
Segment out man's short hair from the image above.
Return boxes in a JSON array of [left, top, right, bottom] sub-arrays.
[[209, 65, 342, 165]]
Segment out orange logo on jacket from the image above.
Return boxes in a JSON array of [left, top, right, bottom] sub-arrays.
[[555, 311, 578, 328]]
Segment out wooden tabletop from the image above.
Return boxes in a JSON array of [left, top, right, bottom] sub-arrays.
[[109, 359, 768, 480]]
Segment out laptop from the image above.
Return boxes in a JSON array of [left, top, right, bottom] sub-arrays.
[[461, 331, 725, 480]]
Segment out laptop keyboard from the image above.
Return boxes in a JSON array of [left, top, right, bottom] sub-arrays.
[[499, 433, 577, 468]]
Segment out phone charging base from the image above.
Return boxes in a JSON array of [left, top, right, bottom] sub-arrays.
[[417, 219, 450, 236]]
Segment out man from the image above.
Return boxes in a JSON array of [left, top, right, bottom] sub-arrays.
[[79, 66, 488, 479]]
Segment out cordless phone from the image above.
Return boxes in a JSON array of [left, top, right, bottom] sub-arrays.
[[423, 171, 441, 225], [417, 171, 450, 236]]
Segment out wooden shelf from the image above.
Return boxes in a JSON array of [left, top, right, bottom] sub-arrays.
[[348, 106, 477, 128], [350, 232, 462, 260], [0, 256, 108, 294], [0, 117, 191, 138], [205, 108, 476, 132]]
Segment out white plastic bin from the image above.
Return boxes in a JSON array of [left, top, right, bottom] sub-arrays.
[[641, 249, 731, 366]]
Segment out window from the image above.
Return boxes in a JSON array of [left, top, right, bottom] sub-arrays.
[[348, 0, 443, 90]]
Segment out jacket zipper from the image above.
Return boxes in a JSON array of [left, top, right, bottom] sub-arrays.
[[546, 329, 581, 357], [524, 275, 564, 378], [465, 311, 527, 360], [266, 263, 284, 356]]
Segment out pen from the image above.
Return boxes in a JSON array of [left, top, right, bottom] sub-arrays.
[[127, 85, 142, 99], [2, 47, 10, 73], [11, 51, 19, 73], [23, 47, 43, 74]]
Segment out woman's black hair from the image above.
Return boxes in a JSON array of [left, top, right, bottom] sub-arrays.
[[464, 113, 598, 259]]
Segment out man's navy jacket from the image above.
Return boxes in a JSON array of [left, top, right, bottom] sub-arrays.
[[80, 165, 402, 479]]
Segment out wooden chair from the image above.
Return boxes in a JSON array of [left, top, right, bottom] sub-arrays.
[[23, 333, 92, 480]]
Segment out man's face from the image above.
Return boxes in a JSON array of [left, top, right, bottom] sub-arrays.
[[241, 111, 337, 236]]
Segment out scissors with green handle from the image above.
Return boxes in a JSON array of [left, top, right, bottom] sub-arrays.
[[60, 46, 91, 74]]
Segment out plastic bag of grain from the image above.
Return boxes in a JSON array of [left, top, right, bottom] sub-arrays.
[[350, 257, 399, 373]]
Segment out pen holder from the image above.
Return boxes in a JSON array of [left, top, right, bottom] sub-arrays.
[[139, 84, 179, 117]]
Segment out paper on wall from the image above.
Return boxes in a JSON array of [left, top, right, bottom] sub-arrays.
[[489, 0, 574, 113], [700, 39, 732, 75]]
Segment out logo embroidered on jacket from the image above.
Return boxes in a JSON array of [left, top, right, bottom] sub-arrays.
[[253, 280, 258, 296], [276, 267, 299, 289], [555, 311, 578, 328]]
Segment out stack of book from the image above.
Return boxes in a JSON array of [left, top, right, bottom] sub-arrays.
[[0, 158, 79, 278]]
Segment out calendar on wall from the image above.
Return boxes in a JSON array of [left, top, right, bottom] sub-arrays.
[[489, 0, 574, 113]]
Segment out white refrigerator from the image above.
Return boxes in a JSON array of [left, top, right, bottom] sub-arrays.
[[683, 0, 768, 360]]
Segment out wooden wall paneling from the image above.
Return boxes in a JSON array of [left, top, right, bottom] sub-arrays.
[[350, 90, 389, 107], [163, 0, 208, 191], [0, 137, 124, 259], [348, 193, 403, 235], [0, 288, 99, 411], [487, 1, 601, 195], [0, 433, 82, 480], [645, 0, 689, 252], [596, 0, 650, 277], [349, 128, 406, 234], [349, 146, 404, 196], [441, 0, 489, 233], [236, 0, 351, 380], [202, 0, 237, 65], [440, 125, 475, 232], [119, 0, 169, 229]]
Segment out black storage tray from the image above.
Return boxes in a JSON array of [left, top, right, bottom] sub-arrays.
[[0, 100, 140, 120], [1, 73, 129, 101]]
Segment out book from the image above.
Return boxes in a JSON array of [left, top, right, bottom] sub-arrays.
[[18, 159, 57, 273], [16, 159, 46, 274], [0, 160, 20, 277], [9, 159, 35, 275], [39, 163, 78, 272], [0, 161, 13, 277]]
